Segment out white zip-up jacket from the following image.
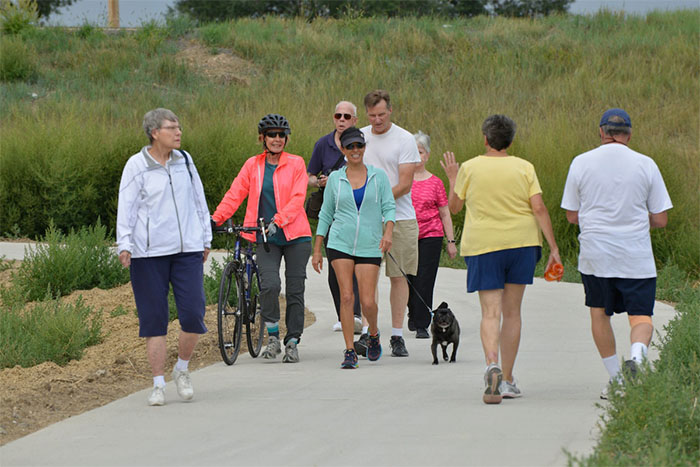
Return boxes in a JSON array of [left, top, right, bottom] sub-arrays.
[[117, 147, 212, 258]]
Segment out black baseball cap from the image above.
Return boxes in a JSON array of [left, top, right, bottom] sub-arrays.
[[340, 127, 365, 148]]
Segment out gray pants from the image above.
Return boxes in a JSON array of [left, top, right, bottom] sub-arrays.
[[256, 240, 311, 344]]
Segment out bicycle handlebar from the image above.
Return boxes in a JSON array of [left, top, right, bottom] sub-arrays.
[[212, 218, 270, 252]]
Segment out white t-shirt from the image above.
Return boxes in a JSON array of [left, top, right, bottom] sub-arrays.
[[561, 143, 672, 278], [361, 123, 421, 220]]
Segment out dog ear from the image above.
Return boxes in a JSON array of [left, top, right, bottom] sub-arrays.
[[439, 302, 448, 309]]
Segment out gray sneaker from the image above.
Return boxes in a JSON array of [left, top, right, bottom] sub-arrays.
[[282, 340, 299, 363], [148, 386, 165, 406], [500, 379, 522, 398], [261, 335, 282, 359], [483, 363, 503, 404], [171, 368, 194, 400]]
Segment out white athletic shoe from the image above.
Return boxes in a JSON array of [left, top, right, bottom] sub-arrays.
[[148, 386, 165, 406], [353, 317, 363, 335], [332, 321, 342, 332], [171, 368, 194, 401]]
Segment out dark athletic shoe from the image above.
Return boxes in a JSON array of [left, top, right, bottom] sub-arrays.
[[483, 363, 503, 405], [415, 328, 430, 339], [354, 333, 368, 358], [341, 349, 358, 369], [367, 333, 382, 361], [623, 359, 639, 379], [390, 336, 409, 357], [407, 318, 416, 332]]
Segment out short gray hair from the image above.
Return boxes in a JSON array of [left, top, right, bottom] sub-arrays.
[[601, 116, 632, 137], [143, 108, 179, 143], [414, 130, 430, 153], [335, 100, 357, 116]]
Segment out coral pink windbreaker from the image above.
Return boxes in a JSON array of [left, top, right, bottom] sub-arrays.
[[212, 151, 311, 243]]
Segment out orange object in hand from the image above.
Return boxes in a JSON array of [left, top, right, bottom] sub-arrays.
[[544, 263, 564, 282]]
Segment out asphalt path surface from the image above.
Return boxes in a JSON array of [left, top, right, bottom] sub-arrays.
[[0, 242, 676, 466]]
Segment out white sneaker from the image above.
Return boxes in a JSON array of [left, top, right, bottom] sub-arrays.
[[171, 368, 194, 401], [332, 321, 342, 332], [261, 335, 282, 359], [148, 386, 165, 406], [500, 379, 522, 398], [353, 317, 363, 335]]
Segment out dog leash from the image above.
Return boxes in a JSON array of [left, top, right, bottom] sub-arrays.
[[387, 251, 432, 315]]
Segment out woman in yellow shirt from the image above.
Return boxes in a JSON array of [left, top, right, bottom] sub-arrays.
[[442, 114, 560, 405]]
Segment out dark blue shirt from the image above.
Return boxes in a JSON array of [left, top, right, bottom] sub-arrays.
[[307, 131, 346, 176]]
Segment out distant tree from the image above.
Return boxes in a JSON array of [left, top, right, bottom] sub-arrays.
[[35, 0, 73, 18], [486, 0, 572, 17]]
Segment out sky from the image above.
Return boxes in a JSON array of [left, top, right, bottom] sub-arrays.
[[45, 0, 699, 27]]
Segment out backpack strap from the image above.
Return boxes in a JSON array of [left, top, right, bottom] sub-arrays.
[[177, 149, 193, 180]]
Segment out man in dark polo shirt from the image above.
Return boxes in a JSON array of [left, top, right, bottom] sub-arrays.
[[308, 100, 362, 334]]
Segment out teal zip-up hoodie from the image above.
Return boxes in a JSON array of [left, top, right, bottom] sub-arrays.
[[316, 164, 396, 258]]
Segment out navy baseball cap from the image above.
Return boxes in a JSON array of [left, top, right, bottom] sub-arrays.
[[599, 108, 631, 128], [340, 127, 365, 148]]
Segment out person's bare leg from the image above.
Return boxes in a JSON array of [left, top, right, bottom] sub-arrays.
[[389, 276, 409, 329], [478, 289, 503, 365], [590, 308, 616, 358], [331, 259, 357, 350], [500, 283, 526, 382], [177, 331, 199, 361], [146, 336, 167, 377], [355, 264, 381, 336], [630, 323, 653, 347]]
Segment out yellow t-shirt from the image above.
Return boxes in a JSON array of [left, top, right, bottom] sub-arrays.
[[455, 155, 542, 256]]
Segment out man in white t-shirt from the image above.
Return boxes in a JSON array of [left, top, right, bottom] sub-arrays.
[[354, 89, 420, 358], [561, 108, 672, 399]]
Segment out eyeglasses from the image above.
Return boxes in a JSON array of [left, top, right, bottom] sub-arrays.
[[334, 113, 353, 120], [265, 131, 287, 138], [345, 142, 365, 150], [160, 125, 182, 132]]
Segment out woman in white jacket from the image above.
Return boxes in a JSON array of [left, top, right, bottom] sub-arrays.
[[117, 108, 212, 407]]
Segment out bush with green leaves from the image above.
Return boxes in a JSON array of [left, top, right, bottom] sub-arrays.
[[0, 0, 38, 34], [0, 295, 102, 368], [13, 220, 129, 301], [0, 35, 37, 82]]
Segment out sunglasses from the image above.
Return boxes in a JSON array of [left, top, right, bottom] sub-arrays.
[[265, 131, 287, 138], [345, 142, 365, 150], [334, 113, 353, 120]]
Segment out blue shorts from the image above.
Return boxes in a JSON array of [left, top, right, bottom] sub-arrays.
[[464, 246, 541, 293], [130, 252, 207, 337], [580, 273, 656, 317]]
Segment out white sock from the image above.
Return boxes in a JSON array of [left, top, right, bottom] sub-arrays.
[[630, 342, 648, 363], [175, 357, 189, 372], [602, 355, 621, 379], [362, 326, 369, 334], [391, 327, 403, 337], [153, 375, 166, 388]]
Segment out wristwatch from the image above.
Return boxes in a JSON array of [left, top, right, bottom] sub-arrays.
[[447, 240, 456, 244]]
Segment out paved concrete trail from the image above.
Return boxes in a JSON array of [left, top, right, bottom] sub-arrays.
[[0, 243, 675, 466]]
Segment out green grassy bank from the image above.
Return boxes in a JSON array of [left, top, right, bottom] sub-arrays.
[[1, 11, 698, 276]]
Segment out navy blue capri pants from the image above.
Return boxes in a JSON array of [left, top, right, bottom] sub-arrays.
[[130, 252, 207, 337]]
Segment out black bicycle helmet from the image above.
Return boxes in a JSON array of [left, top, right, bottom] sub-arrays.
[[258, 113, 291, 135]]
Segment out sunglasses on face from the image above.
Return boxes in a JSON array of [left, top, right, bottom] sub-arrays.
[[345, 142, 365, 150], [334, 113, 353, 120], [265, 131, 287, 138]]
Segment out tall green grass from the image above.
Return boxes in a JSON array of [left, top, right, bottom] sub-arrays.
[[0, 12, 698, 276]]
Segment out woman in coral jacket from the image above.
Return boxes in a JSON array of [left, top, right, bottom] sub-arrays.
[[211, 113, 311, 364]]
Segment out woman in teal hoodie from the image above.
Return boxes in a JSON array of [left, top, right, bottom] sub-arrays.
[[312, 127, 395, 369]]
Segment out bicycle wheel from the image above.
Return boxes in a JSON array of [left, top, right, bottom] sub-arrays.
[[217, 261, 243, 365], [246, 268, 265, 357]]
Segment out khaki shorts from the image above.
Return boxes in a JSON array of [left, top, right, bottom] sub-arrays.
[[384, 219, 418, 277]]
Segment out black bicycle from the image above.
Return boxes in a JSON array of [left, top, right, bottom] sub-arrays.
[[213, 218, 269, 365]]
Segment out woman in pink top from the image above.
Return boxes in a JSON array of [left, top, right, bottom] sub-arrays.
[[407, 131, 458, 338]]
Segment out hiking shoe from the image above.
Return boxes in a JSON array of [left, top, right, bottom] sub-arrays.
[[282, 340, 299, 363], [416, 328, 430, 339], [261, 335, 282, 359], [500, 378, 522, 398], [341, 349, 359, 369], [367, 333, 382, 361], [354, 333, 368, 358], [171, 368, 194, 401], [623, 359, 638, 379], [353, 317, 363, 335], [332, 321, 342, 332], [483, 363, 503, 404], [148, 386, 165, 406], [390, 336, 409, 357]]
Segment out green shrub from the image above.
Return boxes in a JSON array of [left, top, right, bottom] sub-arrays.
[[13, 220, 129, 301], [0, 35, 37, 81], [0, 296, 102, 368], [0, 0, 37, 35]]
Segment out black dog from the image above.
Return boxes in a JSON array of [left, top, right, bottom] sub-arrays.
[[430, 302, 460, 365]]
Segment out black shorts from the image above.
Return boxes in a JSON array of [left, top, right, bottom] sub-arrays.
[[580, 273, 656, 317], [327, 248, 382, 266]]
